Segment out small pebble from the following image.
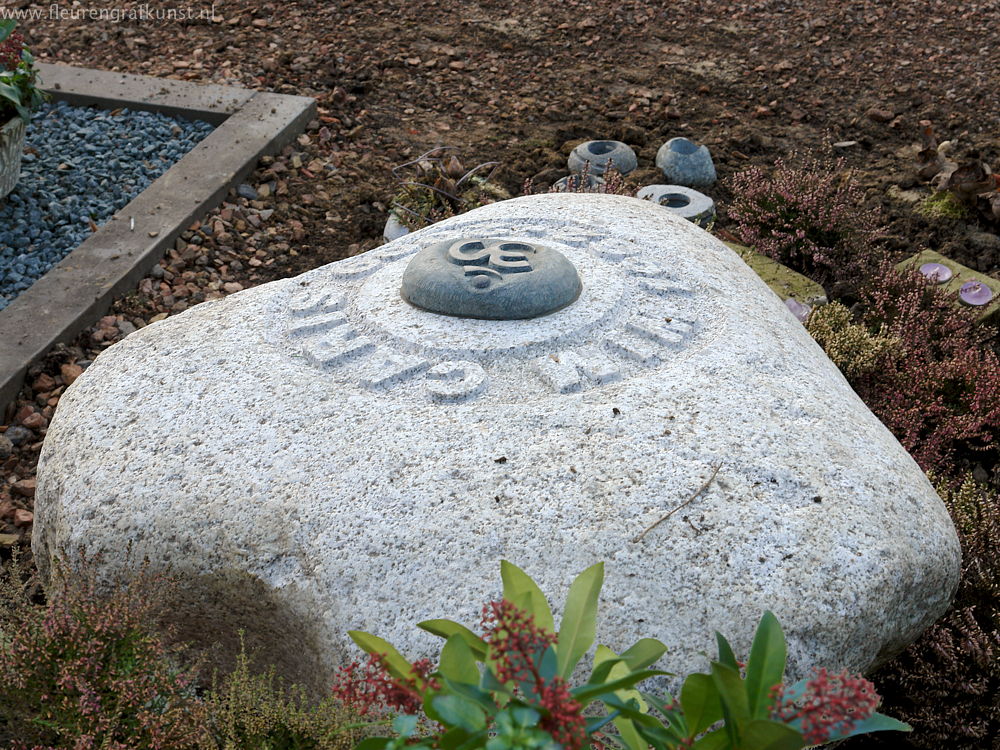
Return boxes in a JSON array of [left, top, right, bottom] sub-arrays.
[[60, 363, 84, 384], [3, 425, 33, 446], [237, 184, 259, 200]]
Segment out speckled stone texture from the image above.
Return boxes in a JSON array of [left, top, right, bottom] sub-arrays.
[[34, 194, 960, 694], [655, 137, 717, 188]]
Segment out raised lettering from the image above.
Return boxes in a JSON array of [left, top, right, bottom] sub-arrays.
[[533, 350, 621, 393], [426, 360, 488, 402]]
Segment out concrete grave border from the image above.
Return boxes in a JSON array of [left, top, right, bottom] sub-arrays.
[[0, 64, 316, 408]]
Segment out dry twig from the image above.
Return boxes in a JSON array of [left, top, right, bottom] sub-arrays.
[[632, 463, 722, 543]]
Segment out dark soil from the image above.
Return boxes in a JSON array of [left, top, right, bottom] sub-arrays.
[[2, 0, 999, 745]]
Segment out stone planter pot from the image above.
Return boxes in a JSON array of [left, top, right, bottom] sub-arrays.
[[0, 116, 26, 201], [656, 137, 717, 188], [567, 140, 638, 176], [636, 184, 716, 228]]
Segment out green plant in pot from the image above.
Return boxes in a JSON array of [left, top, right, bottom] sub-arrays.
[[0, 20, 47, 200]]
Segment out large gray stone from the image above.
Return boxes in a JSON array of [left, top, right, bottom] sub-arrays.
[[34, 194, 959, 695]]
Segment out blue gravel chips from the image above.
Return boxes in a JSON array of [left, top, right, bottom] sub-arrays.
[[0, 101, 214, 311]]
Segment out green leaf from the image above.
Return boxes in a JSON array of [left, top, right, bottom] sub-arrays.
[[715, 632, 739, 671], [433, 695, 488, 732], [354, 738, 393, 750], [711, 662, 750, 746], [613, 717, 647, 750], [742, 719, 805, 750], [442, 678, 498, 714], [680, 672, 724, 736], [744, 611, 787, 719], [593, 645, 649, 710], [589, 653, 625, 685], [691, 729, 729, 750], [556, 561, 604, 678], [481, 666, 512, 695], [572, 669, 667, 704], [592, 645, 652, 749], [639, 691, 689, 739], [0, 81, 21, 108], [830, 712, 912, 740], [585, 712, 621, 735], [0, 20, 15, 43], [393, 714, 420, 736], [619, 638, 668, 671], [453, 732, 492, 750], [418, 619, 488, 660], [438, 727, 477, 750], [347, 631, 414, 682], [439, 634, 481, 685], [538, 644, 558, 682], [604, 694, 665, 728], [500, 560, 555, 633], [634, 722, 691, 749]]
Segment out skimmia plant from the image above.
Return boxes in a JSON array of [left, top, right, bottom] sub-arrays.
[[332, 562, 909, 749], [0, 20, 47, 124]]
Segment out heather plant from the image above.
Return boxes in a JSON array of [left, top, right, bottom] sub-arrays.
[[522, 161, 634, 197], [390, 148, 508, 230], [199, 633, 363, 750], [0, 545, 37, 656], [332, 561, 908, 750], [726, 157, 884, 296], [805, 302, 900, 379], [0, 563, 208, 749], [865, 475, 1000, 748], [847, 263, 1000, 473]]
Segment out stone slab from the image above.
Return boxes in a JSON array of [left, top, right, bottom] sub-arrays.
[[34, 194, 959, 696], [897, 249, 1000, 324], [0, 68, 316, 410], [725, 242, 828, 307], [37, 63, 255, 125]]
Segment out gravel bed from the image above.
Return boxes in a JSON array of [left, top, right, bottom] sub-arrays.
[[0, 101, 214, 310]]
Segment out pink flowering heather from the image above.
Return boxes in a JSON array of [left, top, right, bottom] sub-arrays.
[[727, 157, 883, 293], [770, 667, 880, 745], [0, 570, 207, 749], [851, 263, 1000, 474]]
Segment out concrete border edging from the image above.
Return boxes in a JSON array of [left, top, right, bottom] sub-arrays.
[[0, 65, 316, 408]]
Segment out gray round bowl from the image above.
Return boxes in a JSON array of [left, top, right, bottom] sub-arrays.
[[567, 140, 638, 176], [636, 184, 716, 228]]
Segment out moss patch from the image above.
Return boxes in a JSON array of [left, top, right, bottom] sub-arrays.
[[723, 241, 828, 306], [917, 190, 968, 220]]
